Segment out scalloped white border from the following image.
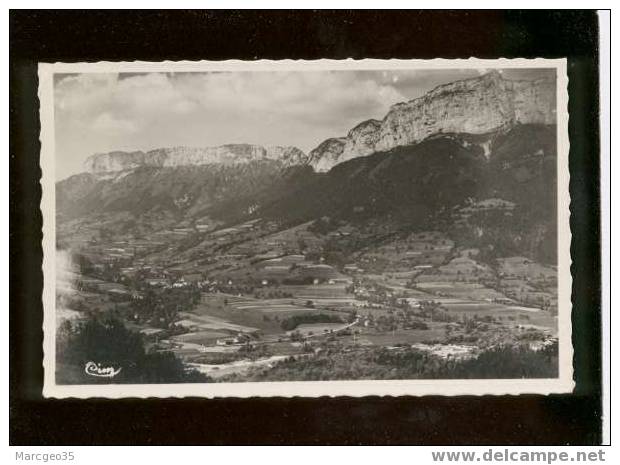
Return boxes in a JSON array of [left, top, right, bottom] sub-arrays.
[[39, 58, 573, 398]]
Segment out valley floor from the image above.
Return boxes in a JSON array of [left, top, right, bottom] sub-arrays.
[[55, 213, 559, 384]]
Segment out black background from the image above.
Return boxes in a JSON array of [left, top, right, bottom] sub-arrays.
[[9, 10, 603, 445]]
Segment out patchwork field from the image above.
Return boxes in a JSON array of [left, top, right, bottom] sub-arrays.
[[414, 281, 506, 301], [274, 284, 359, 308], [497, 256, 557, 280], [172, 329, 230, 344], [177, 311, 259, 333], [291, 322, 352, 337], [497, 276, 557, 312], [351, 324, 448, 346], [233, 301, 317, 314], [202, 292, 344, 316], [356, 231, 455, 272], [193, 293, 350, 335], [436, 300, 557, 332]]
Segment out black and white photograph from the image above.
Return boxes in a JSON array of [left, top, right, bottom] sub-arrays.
[[38, 59, 573, 398]]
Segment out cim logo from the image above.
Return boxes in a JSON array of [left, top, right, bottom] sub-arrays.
[[84, 361, 122, 378]]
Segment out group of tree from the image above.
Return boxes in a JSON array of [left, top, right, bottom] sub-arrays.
[[279, 313, 344, 331], [57, 315, 209, 384], [131, 287, 200, 328], [231, 341, 559, 382]]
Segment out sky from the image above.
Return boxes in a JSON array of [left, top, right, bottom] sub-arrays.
[[54, 67, 555, 180]]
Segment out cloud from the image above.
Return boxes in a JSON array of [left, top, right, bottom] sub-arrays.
[[55, 72, 197, 117], [55, 70, 406, 131], [53, 70, 410, 179], [169, 70, 406, 122], [90, 112, 139, 134], [53, 67, 554, 180]]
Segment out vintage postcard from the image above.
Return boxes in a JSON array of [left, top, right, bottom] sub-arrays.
[[39, 58, 573, 398]]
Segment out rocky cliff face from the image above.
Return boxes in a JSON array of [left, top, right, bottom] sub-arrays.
[[309, 71, 556, 171], [84, 144, 308, 173], [307, 138, 348, 172], [82, 71, 555, 175]]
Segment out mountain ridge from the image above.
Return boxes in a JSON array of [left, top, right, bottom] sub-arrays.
[[77, 71, 555, 176], [308, 70, 556, 171], [84, 144, 308, 174], [57, 124, 557, 265]]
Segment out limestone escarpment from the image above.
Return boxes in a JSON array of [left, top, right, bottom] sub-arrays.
[[84, 144, 308, 173], [309, 71, 556, 171], [307, 138, 348, 173]]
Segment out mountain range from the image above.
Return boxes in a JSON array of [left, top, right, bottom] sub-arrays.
[[78, 70, 555, 175], [308, 70, 555, 170], [57, 70, 558, 264], [84, 145, 308, 173]]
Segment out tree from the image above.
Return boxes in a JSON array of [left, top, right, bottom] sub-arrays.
[[57, 315, 209, 384], [290, 330, 304, 342]]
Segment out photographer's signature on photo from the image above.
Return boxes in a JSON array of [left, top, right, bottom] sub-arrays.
[[84, 361, 122, 378]]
